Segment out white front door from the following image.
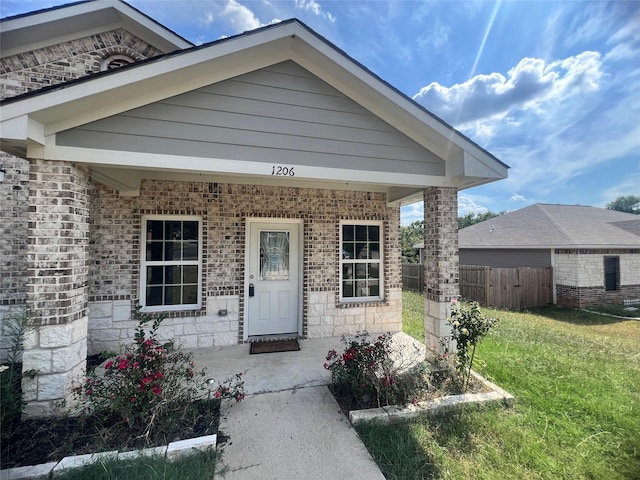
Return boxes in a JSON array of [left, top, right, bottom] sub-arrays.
[[246, 220, 301, 337]]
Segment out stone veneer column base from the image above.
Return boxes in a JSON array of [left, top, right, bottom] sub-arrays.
[[21, 317, 88, 417], [424, 298, 454, 354]]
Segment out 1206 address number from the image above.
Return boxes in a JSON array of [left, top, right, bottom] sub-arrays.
[[272, 165, 295, 176]]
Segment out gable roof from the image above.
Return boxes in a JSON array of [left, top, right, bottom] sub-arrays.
[[0, 0, 192, 57], [0, 7, 508, 203], [459, 204, 640, 249]]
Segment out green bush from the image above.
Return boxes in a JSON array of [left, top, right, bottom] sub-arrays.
[[324, 331, 428, 409], [73, 306, 245, 437]]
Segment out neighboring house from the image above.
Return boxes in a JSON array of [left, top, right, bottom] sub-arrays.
[[457, 204, 640, 307], [0, 0, 508, 415]]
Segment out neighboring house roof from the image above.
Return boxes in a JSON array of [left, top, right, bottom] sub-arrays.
[[0, 3, 508, 203], [0, 0, 192, 57], [458, 204, 640, 249]]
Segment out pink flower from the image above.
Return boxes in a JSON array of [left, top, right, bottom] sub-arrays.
[[214, 390, 222, 399], [85, 389, 93, 395], [154, 371, 163, 379], [130, 397, 136, 403], [152, 385, 162, 395], [141, 377, 153, 385], [236, 393, 245, 402], [133, 362, 140, 369], [104, 361, 113, 369], [451, 298, 458, 304], [118, 359, 128, 370]]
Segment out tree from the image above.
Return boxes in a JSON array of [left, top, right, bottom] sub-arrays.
[[458, 210, 503, 229], [401, 220, 424, 263], [606, 195, 640, 214]]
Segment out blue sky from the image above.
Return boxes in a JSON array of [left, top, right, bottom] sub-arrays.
[[2, 0, 639, 224]]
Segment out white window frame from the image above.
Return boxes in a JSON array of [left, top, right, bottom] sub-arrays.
[[339, 220, 384, 302], [140, 215, 203, 312]]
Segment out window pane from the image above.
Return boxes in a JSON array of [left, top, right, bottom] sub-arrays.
[[165, 266, 181, 285], [183, 241, 198, 260], [149, 221, 164, 240], [368, 263, 379, 279], [183, 285, 198, 304], [369, 280, 380, 297], [356, 242, 367, 258], [147, 242, 163, 261], [260, 231, 290, 280], [183, 222, 198, 240], [369, 243, 380, 259], [343, 263, 354, 279], [165, 286, 181, 305], [342, 225, 355, 242], [355, 280, 369, 297], [164, 241, 181, 261], [355, 225, 368, 241], [184, 265, 198, 283], [342, 243, 355, 259], [165, 221, 182, 240], [147, 286, 163, 306], [355, 264, 367, 279], [368, 226, 379, 241], [343, 281, 354, 298], [147, 266, 164, 285]]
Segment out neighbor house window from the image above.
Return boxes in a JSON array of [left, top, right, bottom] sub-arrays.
[[141, 216, 202, 311], [604, 256, 619, 292], [340, 222, 383, 301]]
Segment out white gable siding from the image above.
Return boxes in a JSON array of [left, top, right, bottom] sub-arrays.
[[55, 61, 445, 177]]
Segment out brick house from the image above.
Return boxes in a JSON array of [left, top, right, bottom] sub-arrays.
[[0, 0, 508, 416], [458, 204, 640, 307]]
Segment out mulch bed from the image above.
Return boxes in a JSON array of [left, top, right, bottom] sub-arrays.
[[1, 399, 221, 469]]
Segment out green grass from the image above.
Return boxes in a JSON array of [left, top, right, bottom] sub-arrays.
[[358, 291, 640, 479], [402, 290, 426, 343], [54, 449, 218, 480]]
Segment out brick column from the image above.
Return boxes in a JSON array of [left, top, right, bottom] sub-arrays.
[[22, 159, 91, 417], [423, 187, 459, 353]]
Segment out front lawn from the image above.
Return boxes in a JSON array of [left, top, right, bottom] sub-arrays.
[[357, 291, 640, 479]]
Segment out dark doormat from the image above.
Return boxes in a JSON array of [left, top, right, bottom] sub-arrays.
[[249, 339, 300, 354]]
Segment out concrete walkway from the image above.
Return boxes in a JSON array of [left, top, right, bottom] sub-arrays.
[[190, 334, 424, 479]]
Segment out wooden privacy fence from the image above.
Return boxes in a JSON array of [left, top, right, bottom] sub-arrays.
[[402, 263, 424, 292], [402, 264, 554, 310], [460, 266, 553, 310]]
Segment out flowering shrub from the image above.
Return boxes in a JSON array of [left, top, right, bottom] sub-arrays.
[[324, 332, 427, 408], [207, 373, 246, 403], [440, 300, 497, 390], [73, 306, 245, 436]]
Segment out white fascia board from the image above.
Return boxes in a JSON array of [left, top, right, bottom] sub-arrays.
[[47, 145, 453, 189], [0, 115, 45, 145]]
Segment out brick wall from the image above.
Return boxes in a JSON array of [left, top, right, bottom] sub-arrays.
[[422, 187, 459, 352], [555, 249, 640, 307], [0, 28, 167, 362], [85, 180, 402, 353], [0, 29, 163, 99]]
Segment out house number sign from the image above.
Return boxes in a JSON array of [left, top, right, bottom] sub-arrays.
[[271, 165, 295, 176]]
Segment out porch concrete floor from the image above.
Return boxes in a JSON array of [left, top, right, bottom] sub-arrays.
[[190, 334, 425, 479]]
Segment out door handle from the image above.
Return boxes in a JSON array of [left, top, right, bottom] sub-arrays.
[[249, 283, 255, 297]]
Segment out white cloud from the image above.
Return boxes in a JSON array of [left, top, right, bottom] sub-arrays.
[[510, 193, 526, 202], [413, 52, 602, 127], [294, 0, 336, 22], [221, 0, 262, 31], [400, 202, 423, 226], [458, 196, 489, 216], [417, 19, 451, 49]]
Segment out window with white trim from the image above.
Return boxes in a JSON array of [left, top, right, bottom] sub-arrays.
[[340, 222, 383, 301], [141, 216, 202, 311]]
